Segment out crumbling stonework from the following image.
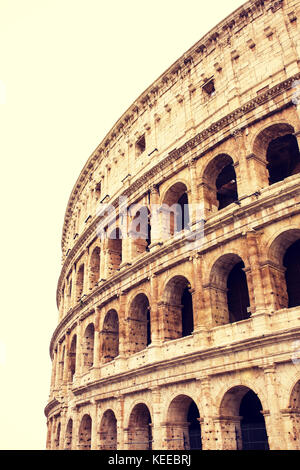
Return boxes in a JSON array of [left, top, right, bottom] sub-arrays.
[[45, 0, 300, 450]]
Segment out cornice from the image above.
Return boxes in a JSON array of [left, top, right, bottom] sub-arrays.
[[60, 0, 283, 253], [56, 71, 299, 307]]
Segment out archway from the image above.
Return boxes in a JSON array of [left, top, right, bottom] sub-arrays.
[[107, 227, 122, 275], [82, 323, 94, 372], [209, 254, 250, 326], [161, 182, 190, 236], [219, 386, 269, 450], [203, 154, 238, 213], [101, 310, 119, 363], [127, 404, 152, 450], [166, 395, 202, 450], [79, 414, 92, 450], [89, 246, 100, 289], [128, 293, 151, 355], [65, 419, 73, 450], [100, 410, 117, 450], [69, 335, 77, 381], [130, 206, 151, 257], [163, 275, 194, 340], [76, 264, 84, 301]]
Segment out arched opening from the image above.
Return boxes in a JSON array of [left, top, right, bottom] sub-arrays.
[[65, 419, 73, 450], [163, 276, 194, 341], [130, 206, 151, 257], [162, 182, 190, 237], [79, 414, 92, 450], [252, 123, 298, 189], [100, 410, 117, 450], [227, 261, 251, 323], [107, 227, 122, 276], [89, 246, 100, 290], [166, 395, 202, 450], [267, 229, 300, 310], [267, 134, 300, 185], [283, 239, 300, 308], [69, 335, 77, 381], [55, 422, 61, 449], [128, 294, 151, 355], [128, 404, 152, 450], [101, 310, 119, 363], [82, 323, 94, 371], [239, 390, 269, 450], [219, 385, 269, 450], [76, 264, 84, 301], [203, 154, 237, 214], [209, 254, 250, 326]]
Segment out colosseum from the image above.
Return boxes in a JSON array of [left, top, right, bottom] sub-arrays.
[[45, 0, 300, 451]]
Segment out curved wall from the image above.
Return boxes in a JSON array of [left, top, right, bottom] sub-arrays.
[[46, 0, 300, 450]]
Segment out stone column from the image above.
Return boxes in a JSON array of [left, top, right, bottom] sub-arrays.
[[118, 292, 127, 359], [149, 274, 161, 345], [190, 254, 210, 346], [91, 401, 99, 450], [150, 387, 163, 450], [262, 365, 287, 450], [54, 344, 60, 390], [75, 320, 84, 379], [50, 350, 57, 396], [149, 184, 163, 250], [230, 129, 249, 200], [63, 331, 70, 384], [116, 394, 125, 449], [213, 416, 242, 450], [280, 409, 300, 450], [198, 377, 217, 450], [245, 153, 269, 193], [93, 308, 101, 370]]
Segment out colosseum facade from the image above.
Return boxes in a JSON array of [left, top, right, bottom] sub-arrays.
[[45, 0, 300, 451]]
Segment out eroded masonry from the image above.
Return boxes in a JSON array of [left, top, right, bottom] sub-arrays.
[[45, 0, 300, 450]]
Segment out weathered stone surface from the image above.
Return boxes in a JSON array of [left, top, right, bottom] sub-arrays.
[[45, 0, 300, 450]]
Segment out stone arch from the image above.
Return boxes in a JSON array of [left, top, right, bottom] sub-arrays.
[[101, 309, 119, 363], [252, 122, 299, 187], [127, 293, 151, 355], [82, 323, 95, 371], [99, 409, 118, 450], [202, 153, 238, 213], [219, 385, 269, 450], [162, 275, 194, 340], [129, 205, 151, 257], [75, 264, 84, 301], [267, 228, 300, 310], [127, 403, 152, 450], [208, 253, 250, 326], [68, 334, 77, 381], [65, 418, 73, 450], [78, 414, 92, 450], [89, 246, 100, 290], [107, 227, 122, 275], [161, 181, 190, 236], [54, 421, 61, 449], [165, 394, 202, 450]]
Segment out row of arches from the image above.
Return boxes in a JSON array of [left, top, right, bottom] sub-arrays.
[[57, 232, 300, 382], [53, 380, 300, 450], [61, 125, 300, 314]]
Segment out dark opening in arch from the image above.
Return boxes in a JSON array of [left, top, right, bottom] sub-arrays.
[[227, 261, 250, 323], [283, 239, 300, 308], [239, 390, 269, 450], [216, 163, 238, 210], [267, 134, 300, 185]]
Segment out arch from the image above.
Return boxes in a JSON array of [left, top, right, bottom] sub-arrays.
[[65, 418, 73, 450], [78, 414, 92, 450], [219, 385, 269, 450], [107, 227, 122, 275], [162, 275, 194, 340], [202, 153, 238, 213], [161, 182, 190, 236], [89, 246, 100, 290], [127, 293, 151, 355], [69, 334, 77, 381], [267, 228, 300, 310], [99, 409, 118, 450], [82, 323, 95, 371], [252, 122, 299, 187], [129, 205, 151, 257], [165, 394, 202, 450], [209, 253, 250, 326], [76, 264, 84, 301], [54, 421, 61, 449], [127, 403, 152, 450], [101, 309, 119, 363]]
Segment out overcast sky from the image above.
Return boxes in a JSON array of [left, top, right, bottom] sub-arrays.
[[0, 0, 245, 450]]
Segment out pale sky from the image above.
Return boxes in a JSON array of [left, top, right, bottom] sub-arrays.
[[0, 0, 245, 450]]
